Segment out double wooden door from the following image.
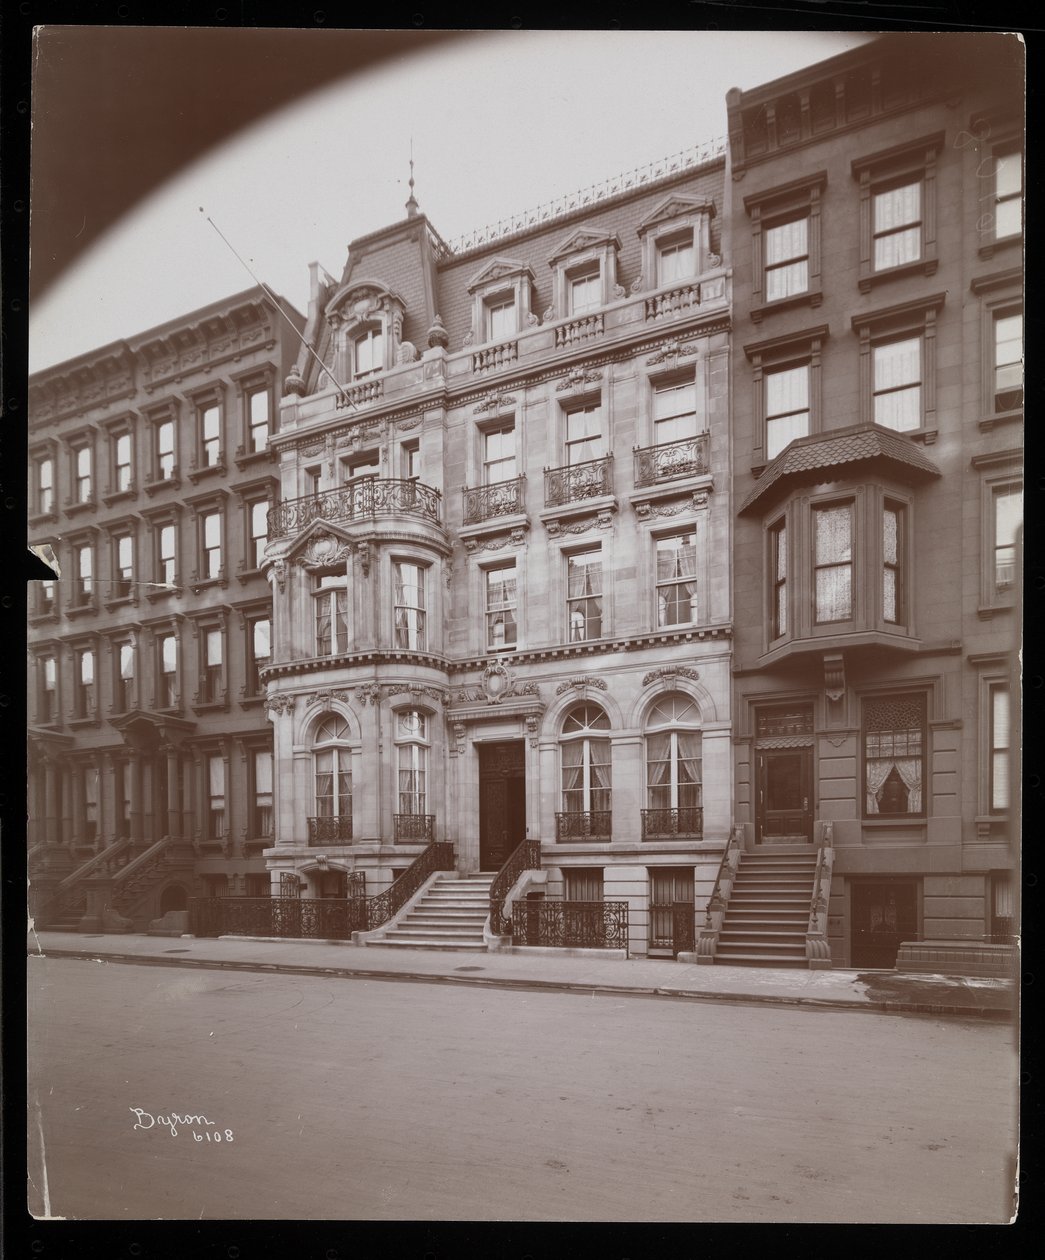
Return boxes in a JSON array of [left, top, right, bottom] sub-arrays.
[[479, 742, 526, 870]]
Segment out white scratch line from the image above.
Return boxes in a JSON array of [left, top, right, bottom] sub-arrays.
[[36, 1106, 53, 1218]]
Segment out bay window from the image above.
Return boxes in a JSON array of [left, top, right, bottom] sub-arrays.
[[396, 711, 429, 816], [813, 503, 853, 624], [315, 574, 348, 656], [393, 561, 426, 651]]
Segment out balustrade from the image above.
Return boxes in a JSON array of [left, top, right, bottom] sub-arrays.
[[554, 313, 604, 348], [544, 455, 612, 508], [555, 810, 612, 841], [394, 813, 435, 843], [267, 478, 442, 540], [633, 434, 710, 488], [308, 816, 353, 846], [641, 807, 704, 839], [463, 476, 526, 525], [511, 899, 629, 952], [644, 282, 703, 321], [471, 340, 518, 373]]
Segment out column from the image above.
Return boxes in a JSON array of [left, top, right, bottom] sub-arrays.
[[61, 763, 73, 850], [128, 749, 143, 842], [165, 744, 180, 838], [44, 759, 58, 847]]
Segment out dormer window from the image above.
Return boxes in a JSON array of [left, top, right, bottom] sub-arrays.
[[548, 228, 621, 321], [353, 327, 384, 379], [569, 266, 602, 316], [467, 258, 536, 343], [637, 195, 716, 295]]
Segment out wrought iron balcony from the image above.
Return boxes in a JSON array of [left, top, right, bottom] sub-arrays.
[[555, 810, 612, 841], [511, 899, 629, 952], [308, 816, 353, 846], [544, 456, 613, 508], [633, 434, 710, 488], [268, 477, 442, 540], [641, 807, 704, 839], [463, 475, 526, 525], [394, 813, 435, 843]]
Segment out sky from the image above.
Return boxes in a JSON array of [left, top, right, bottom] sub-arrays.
[[28, 30, 872, 373]]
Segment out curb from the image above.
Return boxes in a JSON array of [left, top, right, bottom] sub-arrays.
[[30, 946, 1015, 1021]]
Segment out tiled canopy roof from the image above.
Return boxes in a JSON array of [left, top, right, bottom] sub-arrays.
[[739, 424, 941, 515]]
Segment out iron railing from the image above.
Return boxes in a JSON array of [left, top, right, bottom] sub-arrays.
[[267, 478, 442, 539], [190, 891, 367, 940], [641, 807, 704, 839], [489, 838, 542, 936], [555, 811, 612, 841], [672, 902, 696, 954], [364, 840, 455, 929], [462, 476, 526, 525], [511, 899, 629, 953], [308, 816, 353, 845], [544, 455, 613, 508], [394, 813, 435, 843], [554, 811, 612, 841], [633, 434, 710, 488]]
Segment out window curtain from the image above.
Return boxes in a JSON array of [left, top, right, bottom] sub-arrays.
[[646, 732, 671, 810], [677, 731, 703, 808], [315, 750, 334, 816], [589, 739, 612, 813], [561, 741, 584, 811], [893, 758, 922, 813], [766, 217, 807, 265]]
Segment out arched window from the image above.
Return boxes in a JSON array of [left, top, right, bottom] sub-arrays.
[[644, 693, 702, 837], [558, 703, 611, 839], [313, 714, 352, 838]]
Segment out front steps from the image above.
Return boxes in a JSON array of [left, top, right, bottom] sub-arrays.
[[715, 850, 818, 968], [365, 872, 495, 952]]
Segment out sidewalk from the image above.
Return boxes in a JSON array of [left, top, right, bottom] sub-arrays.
[[28, 929, 1016, 1020]]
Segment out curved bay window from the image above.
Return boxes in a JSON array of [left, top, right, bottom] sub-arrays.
[[310, 714, 353, 844], [395, 710, 433, 842], [557, 703, 611, 841], [863, 693, 926, 818], [393, 562, 427, 651], [642, 693, 703, 839]]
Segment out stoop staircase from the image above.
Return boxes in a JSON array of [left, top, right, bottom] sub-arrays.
[[365, 872, 496, 952], [715, 849, 819, 968]]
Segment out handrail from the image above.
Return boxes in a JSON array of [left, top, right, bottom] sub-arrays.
[[805, 823, 834, 965], [489, 838, 542, 936], [363, 839, 455, 931], [703, 825, 741, 927], [112, 837, 171, 896], [54, 837, 132, 894]]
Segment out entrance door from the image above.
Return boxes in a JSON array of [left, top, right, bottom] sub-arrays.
[[851, 881, 919, 968], [479, 742, 526, 870], [649, 867, 695, 957], [757, 748, 813, 844]]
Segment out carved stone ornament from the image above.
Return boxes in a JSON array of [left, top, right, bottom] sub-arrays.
[[296, 530, 353, 571], [555, 366, 602, 393], [265, 694, 295, 717], [555, 675, 609, 696], [451, 721, 467, 755], [630, 274, 644, 294], [543, 306, 555, 324], [444, 563, 454, 590], [354, 540, 374, 578], [353, 682, 382, 706], [284, 365, 306, 396], [463, 326, 476, 347], [427, 315, 449, 350], [646, 338, 698, 366], [642, 666, 700, 687], [525, 714, 541, 747], [396, 341, 418, 365], [706, 252, 722, 268], [613, 282, 626, 299], [474, 392, 517, 415], [526, 312, 540, 327], [383, 684, 448, 705], [397, 416, 423, 431], [463, 530, 523, 555], [455, 667, 541, 705], [824, 653, 845, 704], [270, 558, 288, 593], [311, 688, 352, 708]]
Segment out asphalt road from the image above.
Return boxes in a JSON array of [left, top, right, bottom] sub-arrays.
[[27, 957, 1018, 1223]]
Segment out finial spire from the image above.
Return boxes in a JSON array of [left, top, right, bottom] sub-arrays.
[[405, 139, 419, 217]]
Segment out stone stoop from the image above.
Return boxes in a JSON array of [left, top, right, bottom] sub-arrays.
[[364, 872, 496, 952], [714, 850, 819, 968]]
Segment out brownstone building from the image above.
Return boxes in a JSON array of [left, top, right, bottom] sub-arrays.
[[724, 33, 1021, 968], [28, 287, 305, 929]]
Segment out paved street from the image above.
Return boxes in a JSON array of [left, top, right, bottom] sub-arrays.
[[28, 956, 1017, 1223]]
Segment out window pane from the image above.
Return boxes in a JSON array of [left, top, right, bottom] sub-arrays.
[[81, 650, 94, 683], [874, 182, 920, 232], [162, 636, 177, 671], [816, 505, 852, 564], [995, 195, 1022, 239], [206, 629, 222, 665], [874, 338, 920, 390], [488, 300, 515, 340], [765, 217, 807, 265], [995, 150, 1022, 199], [118, 536, 133, 571], [120, 644, 134, 679], [765, 260, 809, 303]]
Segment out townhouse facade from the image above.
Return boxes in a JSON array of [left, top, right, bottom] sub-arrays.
[[260, 143, 734, 957], [725, 32, 1022, 968], [27, 287, 305, 929]]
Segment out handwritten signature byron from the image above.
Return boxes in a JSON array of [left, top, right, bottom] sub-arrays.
[[130, 1108, 234, 1141]]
